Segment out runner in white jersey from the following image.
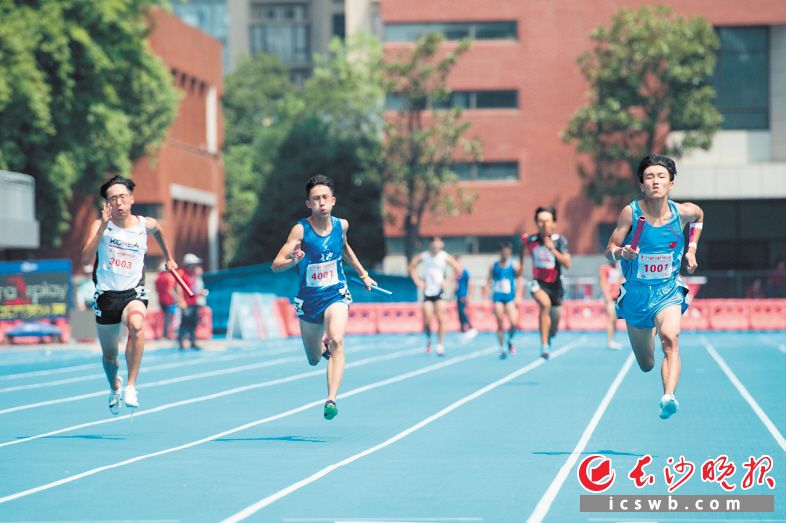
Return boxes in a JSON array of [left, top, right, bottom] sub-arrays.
[[81, 176, 177, 414], [408, 237, 461, 356]]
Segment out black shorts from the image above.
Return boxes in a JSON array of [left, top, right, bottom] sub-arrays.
[[93, 287, 148, 325], [528, 280, 564, 307], [423, 291, 445, 302]]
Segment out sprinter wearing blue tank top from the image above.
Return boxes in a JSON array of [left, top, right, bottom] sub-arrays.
[[605, 154, 704, 420], [272, 175, 376, 420], [485, 241, 522, 359]]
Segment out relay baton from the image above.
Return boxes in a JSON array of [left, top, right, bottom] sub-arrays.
[[350, 276, 393, 296], [169, 268, 195, 298], [630, 216, 646, 251]]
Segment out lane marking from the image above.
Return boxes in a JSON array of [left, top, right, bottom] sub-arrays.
[[0, 345, 501, 504], [222, 338, 587, 522], [525, 353, 635, 523], [702, 337, 786, 453]]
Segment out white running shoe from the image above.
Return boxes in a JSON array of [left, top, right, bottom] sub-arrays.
[[436, 344, 445, 356], [124, 385, 139, 409], [464, 328, 478, 340], [608, 341, 623, 350], [108, 376, 123, 416], [659, 393, 679, 419]]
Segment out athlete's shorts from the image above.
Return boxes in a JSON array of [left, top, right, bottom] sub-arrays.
[[295, 285, 353, 324], [93, 287, 149, 325], [423, 291, 445, 302], [615, 279, 689, 329], [528, 280, 564, 307], [493, 293, 516, 305]]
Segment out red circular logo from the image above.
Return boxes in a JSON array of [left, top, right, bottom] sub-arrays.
[[577, 454, 616, 492]]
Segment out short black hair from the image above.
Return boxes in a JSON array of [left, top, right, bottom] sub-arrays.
[[637, 154, 677, 183], [305, 174, 334, 196], [100, 175, 135, 199], [499, 240, 512, 250], [534, 205, 557, 223]]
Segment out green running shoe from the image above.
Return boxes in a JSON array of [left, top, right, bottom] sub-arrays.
[[324, 400, 338, 420]]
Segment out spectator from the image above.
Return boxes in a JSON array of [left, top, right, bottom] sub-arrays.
[[745, 278, 766, 299], [177, 253, 203, 350], [154, 263, 178, 339]]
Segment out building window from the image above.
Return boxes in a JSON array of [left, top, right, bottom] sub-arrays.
[[453, 162, 519, 181], [332, 14, 345, 40], [712, 26, 769, 130], [384, 21, 517, 42], [250, 22, 310, 63], [387, 90, 518, 110]]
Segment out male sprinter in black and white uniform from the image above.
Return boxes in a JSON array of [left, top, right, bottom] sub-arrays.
[[81, 175, 177, 414]]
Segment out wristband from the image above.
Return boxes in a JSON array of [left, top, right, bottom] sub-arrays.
[[611, 247, 622, 261], [688, 242, 698, 250], [358, 271, 369, 279]]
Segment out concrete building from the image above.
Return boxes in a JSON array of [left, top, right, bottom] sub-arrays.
[[228, 0, 346, 80], [350, 0, 786, 277]]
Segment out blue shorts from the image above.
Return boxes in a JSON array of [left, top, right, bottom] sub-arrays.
[[493, 293, 515, 304], [294, 285, 352, 324], [616, 279, 689, 329]]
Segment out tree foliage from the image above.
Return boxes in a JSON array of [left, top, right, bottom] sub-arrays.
[[0, 0, 178, 246], [562, 5, 721, 204], [373, 33, 481, 261]]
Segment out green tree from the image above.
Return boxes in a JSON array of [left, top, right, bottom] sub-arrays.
[[232, 116, 384, 267], [562, 5, 722, 204], [0, 0, 178, 246], [221, 53, 294, 264], [375, 33, 481, 262]]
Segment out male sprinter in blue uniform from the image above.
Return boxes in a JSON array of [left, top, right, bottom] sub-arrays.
[[272, 175, 376, 420], [486, 241, 521, 359], [606, 154, 704, 420]]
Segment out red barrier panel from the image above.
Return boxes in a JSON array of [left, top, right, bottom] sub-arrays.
[[749, 299, 786, 331], [708, 299, 751, 331], [466, 302, 499, 332], [377, 303, 423, 334], [518, 301, 540, 331], [347, 304, 378, 334], [681, 300, 711, 331], [196, 307, 213, 340], [277, 298, 301, 337], [564, 301, 609, 331], [440, 302, 461, 333]]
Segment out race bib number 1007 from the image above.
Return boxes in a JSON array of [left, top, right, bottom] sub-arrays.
[[637, 253, 673, 280]]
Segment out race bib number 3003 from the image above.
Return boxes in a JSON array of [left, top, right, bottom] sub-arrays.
[[306, 260, 339, 287], [637, 253, 673, 280]]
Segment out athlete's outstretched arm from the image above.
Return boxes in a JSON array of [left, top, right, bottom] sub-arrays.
[[514, 261, 524, 301], [80, 203, 111, 266], [340, 219, 377, 289], [146, 217, 178, 271], [678, 202, 704, 274], [605, 206, 635, 262], [272, 224, 305, 273]]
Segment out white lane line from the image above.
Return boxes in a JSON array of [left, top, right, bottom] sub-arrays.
[[0, 346, 302, 392], [0, 339, 416, 416], [0, 345, 499, 505], [757, 334, 786, 355], [702, 337, 786, 453], [525, 352, 635, 523], [222, 338, 587, 522], [0, 346, 424, 448], [0, 363, 97, 381]]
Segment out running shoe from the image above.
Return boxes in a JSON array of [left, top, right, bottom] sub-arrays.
[[464, 328, 478, 341], [498, 349, 507, 360], [108, 376, 123, 416], [508, 342, 516, 356], [541, 351, 550, 360], [659, 394, 679, 420], [324, 400, 338, 420], [435, 344, 445, 357], [608, 341, 623, 350], [425, 342, 432, 353], [123, 385, 139, 409]]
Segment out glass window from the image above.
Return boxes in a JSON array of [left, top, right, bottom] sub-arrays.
[[453, 162, 518, 181], [384, 21, 517, 42], [712, 27, 769, 130], [475, 90, 518, 109], [249, 23, 310, 63], [332, 14, 345, 39], [474, 21, 517, 40], [430, 91, 470, 109]]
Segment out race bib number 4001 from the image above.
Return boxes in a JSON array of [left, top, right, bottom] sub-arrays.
[[637, 253, 673, 280], [306, 260, 339, 287]]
